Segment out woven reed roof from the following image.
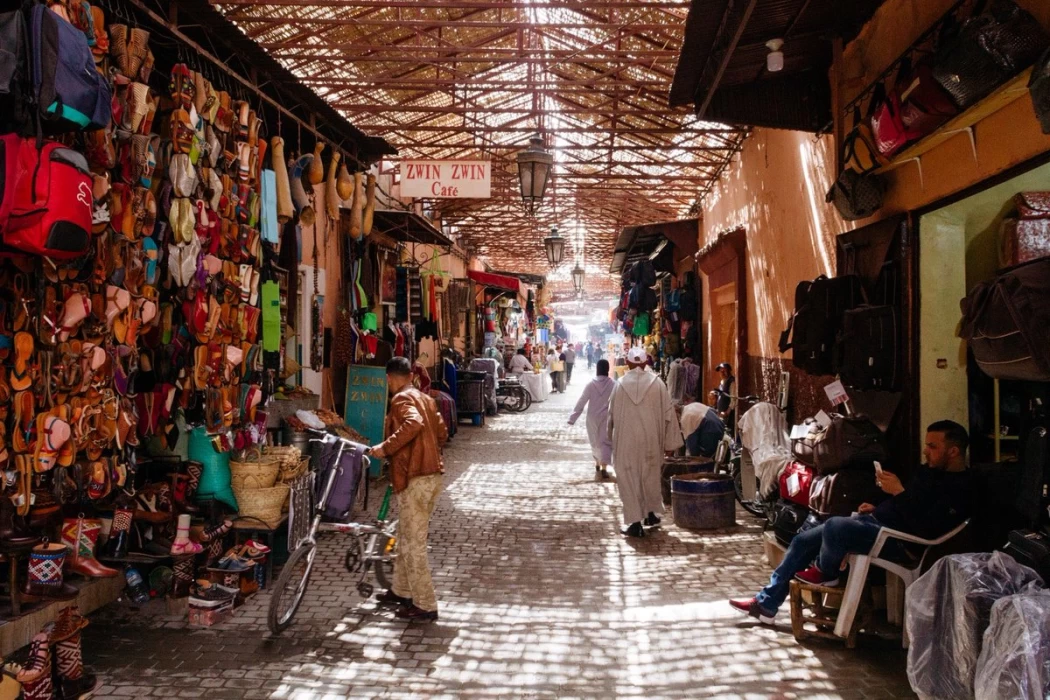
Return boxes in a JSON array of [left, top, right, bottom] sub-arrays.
[[220, 0, 750, 299]]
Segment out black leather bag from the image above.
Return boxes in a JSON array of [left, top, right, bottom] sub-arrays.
[[835, 305, 899, 390], [1030, 47, 1050, 135], [826, 168, 886, 221], [959, 257, 1050, 381], [813, 414, 889, 474], [779, 275, 866, 376], [809, 466, 884, 518], [1017, 424, 1049, 529], [772, 501, 811, 547], [933, 0, 1049, 109]]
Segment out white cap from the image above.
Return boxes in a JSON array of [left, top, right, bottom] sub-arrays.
[[627, 347, 647, 363]]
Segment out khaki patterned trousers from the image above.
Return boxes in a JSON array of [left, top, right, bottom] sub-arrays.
[[392, 473, 442, 611]]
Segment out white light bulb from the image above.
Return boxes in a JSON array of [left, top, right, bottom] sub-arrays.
[[766, 38, 785, 73]]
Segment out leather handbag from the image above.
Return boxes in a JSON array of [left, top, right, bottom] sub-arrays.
[[826, 168, 886, 221], [870, 83, 912, 158], [812, 414, 889, 474], [959, 256, 1050, 381], [843, 107, 886, 173], [933, 0, 1049, 110], [898, 57, 959, 136], [1030, 48, 1050, 134], [999, 192, 1050, 267]]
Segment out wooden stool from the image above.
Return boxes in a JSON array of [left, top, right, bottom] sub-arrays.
[[789, 579, 869, 649]]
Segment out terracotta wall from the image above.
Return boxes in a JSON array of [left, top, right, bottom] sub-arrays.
[[698, 128, 851, 418]]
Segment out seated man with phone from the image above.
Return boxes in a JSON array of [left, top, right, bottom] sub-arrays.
[[730, 420, 973, 623]]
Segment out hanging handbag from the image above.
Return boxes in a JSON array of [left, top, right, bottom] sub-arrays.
[[932, 1, 1048, 110], [826, 168, 886, 221], [1029, 47, 1050, 134], [897, 57, 960, 136], [842, 107, 886, 174], [870, 83, 912, 158]]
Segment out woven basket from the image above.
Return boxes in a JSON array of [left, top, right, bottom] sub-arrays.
[[229, 449, 280, 490], [276, 457, 309, 485], [263, 445, 302, 471], [233, 483, 289, 529]]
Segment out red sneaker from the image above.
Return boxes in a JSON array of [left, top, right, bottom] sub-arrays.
[[794, 565, 840, 587], [729, 597, 776, 624]]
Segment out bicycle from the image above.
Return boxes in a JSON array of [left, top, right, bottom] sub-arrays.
[[496, 375, 532, 413], [709, 390, 771, 518], [267, 432, 398, 635]]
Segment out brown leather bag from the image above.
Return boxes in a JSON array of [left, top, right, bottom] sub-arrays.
[[1000, 192, 1050, 267], [960, 257, 1050, 381]]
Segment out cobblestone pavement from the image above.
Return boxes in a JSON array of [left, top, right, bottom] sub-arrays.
[[84, 371, 916, 699]]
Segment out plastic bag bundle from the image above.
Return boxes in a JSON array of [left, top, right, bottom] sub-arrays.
[[974, 591, 1050, 700], [906, 552, 1045, 699]]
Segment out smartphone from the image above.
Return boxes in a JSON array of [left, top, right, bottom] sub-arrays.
[[874, 461, 884, 483]]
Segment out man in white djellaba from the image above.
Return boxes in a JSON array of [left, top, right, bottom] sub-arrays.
[[568, 359, 616, 478], [607, 347, 684, 538]]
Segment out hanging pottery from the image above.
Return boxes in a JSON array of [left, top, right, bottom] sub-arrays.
[[336, 160, 354, 201], [325, 152, 341, 222], [349, 171, 364, 239], [307, 142, 324, 185], [362, 173, 376, 237]]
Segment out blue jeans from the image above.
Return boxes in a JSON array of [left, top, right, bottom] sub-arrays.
[[755, 514, 886, 614]]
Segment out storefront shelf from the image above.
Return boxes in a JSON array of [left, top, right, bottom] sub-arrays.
[[0, 575, 123, 657], [875, 67, 1034, 175]]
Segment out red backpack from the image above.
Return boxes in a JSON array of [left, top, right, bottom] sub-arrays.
[[3, 136, 91, 258]]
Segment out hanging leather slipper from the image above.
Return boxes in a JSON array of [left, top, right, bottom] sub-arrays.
[[10, 332, 33, 392]]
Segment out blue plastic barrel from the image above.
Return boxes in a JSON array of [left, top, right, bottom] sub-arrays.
[[670, 473, 735, 529], [661, 457, 715, 506]]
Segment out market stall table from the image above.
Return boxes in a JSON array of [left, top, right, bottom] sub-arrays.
[[519, 370, 550, 402]]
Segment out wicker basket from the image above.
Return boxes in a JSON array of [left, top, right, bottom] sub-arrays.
[[229, 448, 280, 490], [277, 457, 309, 485], [233, 483, 289, 529]]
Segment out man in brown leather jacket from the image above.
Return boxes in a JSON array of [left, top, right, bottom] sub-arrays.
[[370, 357, 448, 621]]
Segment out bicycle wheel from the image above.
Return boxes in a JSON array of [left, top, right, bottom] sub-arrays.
[[731, 462, 766, 517], [268, 541, 316, 635], [373, 536, 396, 589], [520, 386, 532, 411], [500, 390, 524, 413]]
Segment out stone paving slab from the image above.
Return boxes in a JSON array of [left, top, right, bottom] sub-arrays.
[[83, 373, 916, 699]]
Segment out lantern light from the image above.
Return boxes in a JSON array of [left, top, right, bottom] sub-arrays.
[[571, 265, 585, 294], [543, 227, 565, 268], [516, 135, 554, 215]]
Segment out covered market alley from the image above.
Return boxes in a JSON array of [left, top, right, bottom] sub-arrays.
[[0, 0, 1046, 698], [84, 381, 914, 698]]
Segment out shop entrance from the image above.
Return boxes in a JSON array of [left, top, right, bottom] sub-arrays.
[[710, 282, 738, 381], [918, 159, 1050, 463], [697, 228, 748, 399]]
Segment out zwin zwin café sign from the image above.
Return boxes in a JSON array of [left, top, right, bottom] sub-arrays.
[[401, 160, 491, 199]]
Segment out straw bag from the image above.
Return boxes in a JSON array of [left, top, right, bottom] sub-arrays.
[[233, 483, 289, 529], [262, 446, 308, 483], [229, 448, 279, 490]]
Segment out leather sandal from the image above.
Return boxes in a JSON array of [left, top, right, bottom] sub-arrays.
[[11, 331, 33, 392]]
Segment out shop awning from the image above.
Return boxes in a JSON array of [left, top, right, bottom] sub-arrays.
[[371, 210, 453, 247], [467, 270, 522, 294], [668, 0, 886, 131], [609, 218, 700, 275]]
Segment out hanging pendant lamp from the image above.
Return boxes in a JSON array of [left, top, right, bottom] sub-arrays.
[[516, 135, 553, 215], [544, 227, 565, 268]]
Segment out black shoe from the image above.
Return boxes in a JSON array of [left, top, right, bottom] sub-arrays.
[[376, 590, 412, 607], [621, 522, 645, 538], [600, 467, 609, 479], [643, 512, 661, 528], [395, 604, 439, 621]]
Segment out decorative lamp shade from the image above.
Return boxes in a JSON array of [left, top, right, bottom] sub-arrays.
[[571, 265, 585, 293], [516, 135, 553, 214], [543, 227, 565, 267]]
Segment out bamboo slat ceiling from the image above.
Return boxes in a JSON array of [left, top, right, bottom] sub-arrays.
[[221, 0, 749, 297]]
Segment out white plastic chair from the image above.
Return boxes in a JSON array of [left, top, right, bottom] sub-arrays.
[[833, 519, 970, 646]]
